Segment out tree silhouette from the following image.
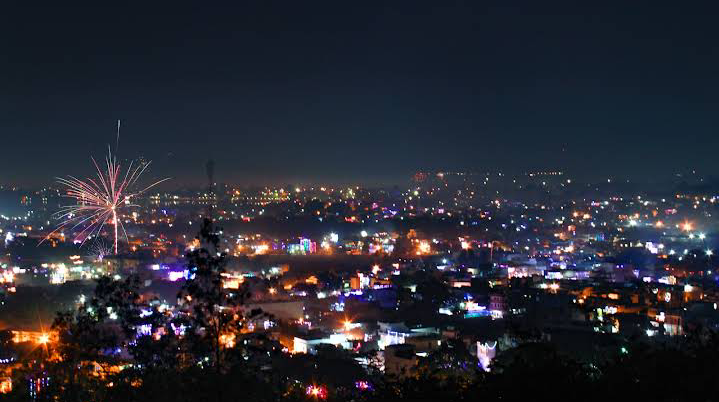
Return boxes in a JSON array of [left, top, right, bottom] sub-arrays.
[[178, 218, 246, 371], [48, 275, 142, 400]]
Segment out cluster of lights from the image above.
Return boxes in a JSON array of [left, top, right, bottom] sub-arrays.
[[306, 385, 327, 399], [355, 381, 372, 391]]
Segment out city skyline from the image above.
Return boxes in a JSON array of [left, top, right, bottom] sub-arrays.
[[1, 4, 719, 399]]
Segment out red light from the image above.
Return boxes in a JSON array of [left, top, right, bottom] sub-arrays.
[[306, 385, 327, 399]]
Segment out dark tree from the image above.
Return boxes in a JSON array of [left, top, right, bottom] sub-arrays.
[[48, 275, 142, 401], [177, 218, 259, 373]]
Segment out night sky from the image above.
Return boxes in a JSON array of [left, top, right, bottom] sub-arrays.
[[2, 2, 718, 187]]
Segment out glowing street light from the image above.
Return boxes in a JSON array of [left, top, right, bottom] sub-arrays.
[[306, 385, 327, 399], [38, 333, 50, 344], [707, 249, 713, 256]]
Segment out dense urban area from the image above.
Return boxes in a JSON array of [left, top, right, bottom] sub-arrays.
[[0, 170, 717, 400]]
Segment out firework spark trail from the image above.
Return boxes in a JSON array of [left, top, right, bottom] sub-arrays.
[[88, 239, 113, 262], [45, 147, 169, 254]]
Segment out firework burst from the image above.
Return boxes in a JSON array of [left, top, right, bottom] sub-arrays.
[[87, 239, 113, 262], [47, 147, 169, 254]]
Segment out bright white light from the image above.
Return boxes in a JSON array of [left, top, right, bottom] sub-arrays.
[[699, 233, 706, 240], [360, 230, 368, 238], [707, 249, 713, 256]]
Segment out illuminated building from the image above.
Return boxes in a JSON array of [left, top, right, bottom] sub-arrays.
[[0, 378, 10, 394], [12, 330, 57, 344], [383, 344, 417, 378], [294, 333, 350, 354], [350, 273, 370, 290]]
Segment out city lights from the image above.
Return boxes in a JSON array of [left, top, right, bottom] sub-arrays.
[[2, 4, 718, 401], [306, 385, 327, 399]]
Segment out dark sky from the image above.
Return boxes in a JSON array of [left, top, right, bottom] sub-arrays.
[[2, 1, 718, 187]]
